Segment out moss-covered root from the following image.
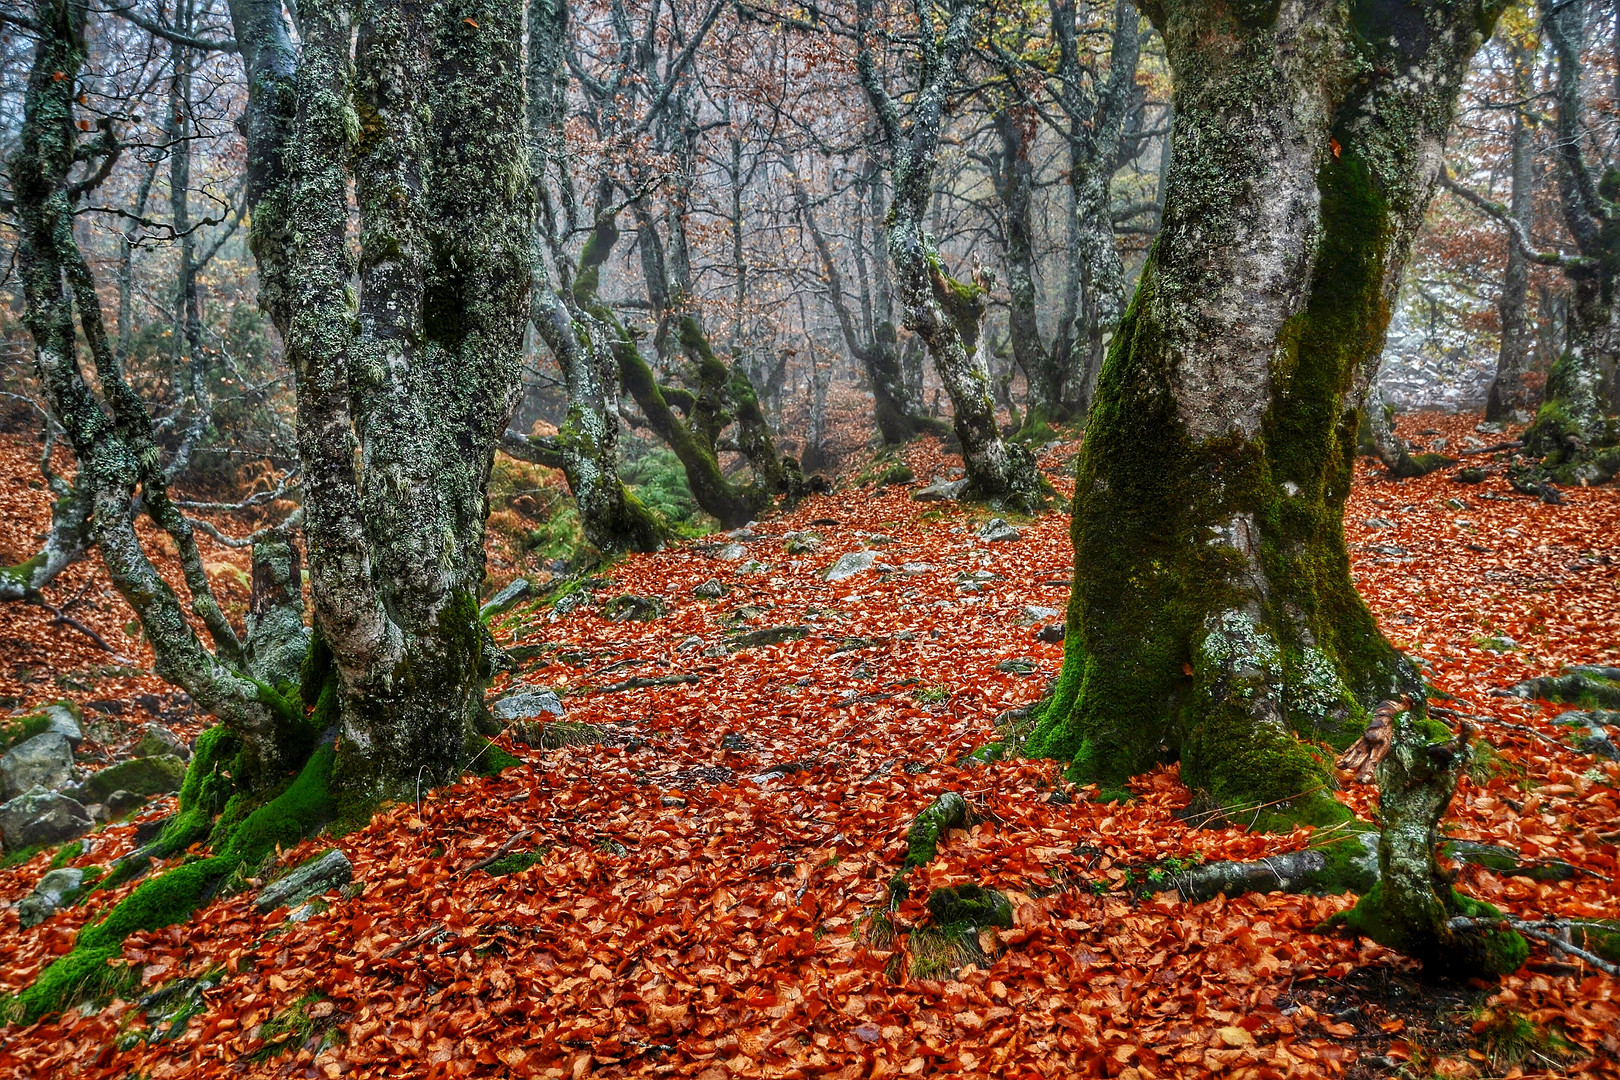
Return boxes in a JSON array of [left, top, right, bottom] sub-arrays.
[[1339, 709, 1527, 978], [1161, 832, 1381, 902], [9, 743, 337, 1023], [903, 792, 968, 869], [905, 884, 1015, 980]]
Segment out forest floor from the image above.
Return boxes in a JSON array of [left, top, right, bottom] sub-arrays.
[[0, 412, 1617, 1079]]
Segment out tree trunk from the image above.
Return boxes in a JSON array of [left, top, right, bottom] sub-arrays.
[[794, 175, 947, 446], [993, 105, 1053, 424], [857, 0, 1045, 510], [1485, 39, 1537, 423], [1027, 0, 1502, 821], [1339, 706, 1528, 976], [268, 0, 532, 797], [1521, 0, 1619, 479], [1046, 0, 1142, 424], [525, 0, 664, 555]]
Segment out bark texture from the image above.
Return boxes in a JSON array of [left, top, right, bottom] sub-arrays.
[[1485, 37, 1537, 423], [857, 0, 1044, 510], [1519, 0, 1619, 483], [524, 0, 665, 555], [12, 0, 295, 776], [237, 0, 533, 797], [1340, 709, 1529, 976], [1026, 0, 1503, 820]]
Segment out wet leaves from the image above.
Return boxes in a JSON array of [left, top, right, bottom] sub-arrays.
[[0, 416, 1617, 1077]]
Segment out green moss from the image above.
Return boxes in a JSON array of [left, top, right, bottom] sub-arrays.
[[83, 755, 188, 802], [0, 843, 47, 869], [926, 883, 1014, 932], [481, 849, 546, 876], [1340, 880, 1528, 977], [904, 792, 968, 869], [0, 702, 78, 751], [17, 744, 337, 1022], [249, 992, 336, 1061], [48, 840, 83, 869], [468, 738, 520, 776], [5, 945, 129, 1024], [878, 464, 915, 486]]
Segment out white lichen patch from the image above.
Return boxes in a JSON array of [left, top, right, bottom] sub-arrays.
[[1285, 645, 1349, 719], [1200, 609, 1282, 690]]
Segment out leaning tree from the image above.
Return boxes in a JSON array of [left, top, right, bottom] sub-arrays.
[[1023, 0, 1527, 975], [5, 0, 532, 1019]]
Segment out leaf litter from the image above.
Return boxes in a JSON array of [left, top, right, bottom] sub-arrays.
[[0, 412, 1616, 1078]]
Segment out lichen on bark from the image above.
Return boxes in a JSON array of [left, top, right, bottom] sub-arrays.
[[1027, 0, 1505, 827]]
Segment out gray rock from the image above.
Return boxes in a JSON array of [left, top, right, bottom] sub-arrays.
[[135, 723, 191, 762], [726, 528, 760, 542], [996, 658, 1040, 675], [1363, 517, 1397, 529], [601, 594, 666, 622], [0, 787, 93, 850], [737, 560, 769, 575], [480, 578, 532, 619], [493, 688, 565, 723], [728, 625, 809, 651], [692, 578, 728, 599], [1035, 623, 1065, 643], [824, 551, 877, 583], [105, 789, 147, 819], [715, 543, 749, 562], [82, 755, 187, 803], [781, 531, 821, 554], [1, 732, 76, 799], [1018, 605, 1062, 624], [255, 849, 353, 913], [912, 478, 968, 503], [35, 703, 82, 747], [18, 867, 84, 929], [978, 518, 1021, 543], [675, 635, 704, 653]]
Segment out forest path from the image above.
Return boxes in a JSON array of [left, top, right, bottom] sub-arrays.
[[2, 414, 1617, 1078]]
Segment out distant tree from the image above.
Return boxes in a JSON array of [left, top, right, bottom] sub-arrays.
[[855, 0, 1045, 510]]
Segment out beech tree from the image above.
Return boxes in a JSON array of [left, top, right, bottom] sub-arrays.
[[1023, 0, 1527, 975], [855, 0, 1046, 510]]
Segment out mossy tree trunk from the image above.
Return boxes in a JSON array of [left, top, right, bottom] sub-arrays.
[[522, 0, 665, 556], [12, 0, 297, 777], [573, 209, 765, 529], [1048, 0, 1143, 426], [1485, 36, 1537, 424], [1026, 0, 1503, 820], [1339, 708, 1529, 976], [856, 0, 1045, 511], [1520, 0, 1618, 477], [235, 0, 533, 798]]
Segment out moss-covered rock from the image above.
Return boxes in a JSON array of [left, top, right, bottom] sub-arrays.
[[82, 755, 188, 803]]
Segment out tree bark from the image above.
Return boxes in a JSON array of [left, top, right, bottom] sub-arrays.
[[793, 175, 948, 446], [1026, 0, 1503, 822], [525, 0, 665, 555], [857, 0, 1045, 511], [1521, 0, 1619, 479], [1339, 708, 1528, 976], [1484, 38, 1537, 423], [15, 0, 291, 776], [239, 0, 534, 797]]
